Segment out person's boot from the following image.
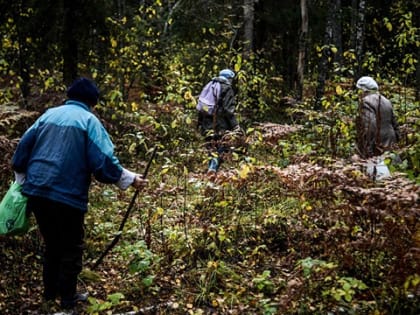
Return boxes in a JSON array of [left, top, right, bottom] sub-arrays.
[[208, 157, 219, 173], [60, 292, 89, 309], [40, 299, 59, 314]]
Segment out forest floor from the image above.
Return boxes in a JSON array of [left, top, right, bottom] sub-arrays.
[[0, 105, 419, 315]]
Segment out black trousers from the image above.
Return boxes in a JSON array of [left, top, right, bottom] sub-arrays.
[[27, 196, 85, 302]]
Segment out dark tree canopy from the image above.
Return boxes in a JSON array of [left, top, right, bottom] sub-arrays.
[[0, 0, 418, 105]]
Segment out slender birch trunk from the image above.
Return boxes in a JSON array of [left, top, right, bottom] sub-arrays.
[[243, 0, 255, 58], [297, 0, 308, 101]]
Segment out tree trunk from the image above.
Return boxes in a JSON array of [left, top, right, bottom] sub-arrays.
[[163, 0, 185, 35], [415, 7, 420, 102], [297, 0, 308, 101], [350, 0, 357, 50], [243, 0, 255, 58], [117, 0, 126, 17], [355, 0, 366, 79], [12, 1, 30, 108], [332, 0, 343, 66], [315, 1, 335, 110]]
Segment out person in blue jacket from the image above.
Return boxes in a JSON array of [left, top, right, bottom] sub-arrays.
[[12, 77, 147, 310]]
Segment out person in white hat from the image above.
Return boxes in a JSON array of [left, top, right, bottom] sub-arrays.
[[355, 76, 400, 159]]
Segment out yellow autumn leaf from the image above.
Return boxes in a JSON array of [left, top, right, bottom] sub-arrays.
[[128, 143, 136, 154], [336, 85, 343, 95], [131, 102, 138, 112], [44, 79, 50, 89], [190, 95, 197, 105], [239, 164, 251, 179], [235, 55, 242, 72], [207, 260, 218, 268], [215, 200, 229, 207], [160, 168, 169, 175], [184, 90, 192, 100], [110, 38, 117, 48], [155, 207, 164, 216]]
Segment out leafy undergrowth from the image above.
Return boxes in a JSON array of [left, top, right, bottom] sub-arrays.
[[1, 114, 419, 315]]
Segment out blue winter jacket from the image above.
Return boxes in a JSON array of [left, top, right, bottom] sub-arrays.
[[12, 100, 123, 212]]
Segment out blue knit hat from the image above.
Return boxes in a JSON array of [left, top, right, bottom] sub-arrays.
[[67, 77, 100, 106], [219, 69, 235, 79]]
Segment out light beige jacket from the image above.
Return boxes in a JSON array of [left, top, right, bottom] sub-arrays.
[[356, 92, 399, 158]]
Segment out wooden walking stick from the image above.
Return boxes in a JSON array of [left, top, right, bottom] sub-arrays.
[[91, 146, 158, 270]]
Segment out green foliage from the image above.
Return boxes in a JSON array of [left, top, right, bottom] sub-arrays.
[[298, 257, 337, 278], [385, 7, 419, 81], [117, 240, 161, 289], [86, 292, 125, 314], [323, 277, 368, 303], [99, 3, 163, 102], [252, 270, 275, 294], [236, 52, 285, 121], [293, 258, 371, 313], [195, 259, 239, 304]]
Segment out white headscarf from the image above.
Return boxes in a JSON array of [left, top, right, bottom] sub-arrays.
[[356, 76, 379, 91]]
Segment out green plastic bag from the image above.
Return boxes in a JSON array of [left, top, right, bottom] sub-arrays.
[[0, 181, 29, 235]]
